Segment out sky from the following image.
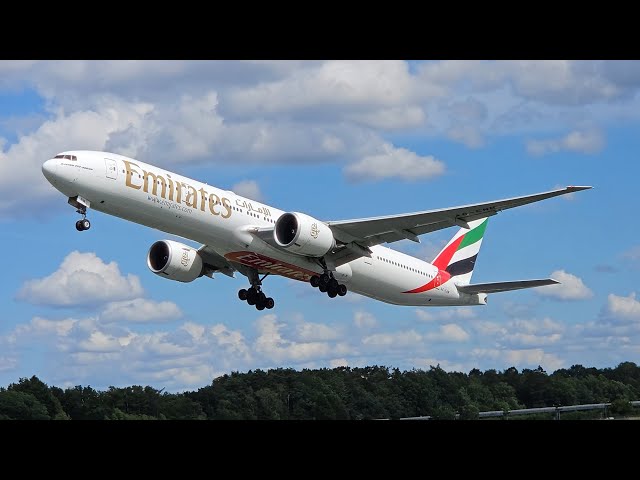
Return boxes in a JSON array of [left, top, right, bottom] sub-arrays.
[[1, 60, 639, 393]]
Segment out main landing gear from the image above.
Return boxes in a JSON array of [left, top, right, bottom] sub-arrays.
[[238, 270, 274, 311], [75, 206, 91, 231], [310, 272, 347, 298]]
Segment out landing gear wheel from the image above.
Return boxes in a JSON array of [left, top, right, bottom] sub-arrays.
[[338, 284, 347, 296], [265, 298, 275, 309], [319, 283, 328, 293], [310, 275, 320, 288], [319, 273, 331, 286], [329, 278, 339, 290], [256, 300, 266, 311], [328, 287, 338, 298], [76, 220, 83, 231], [81, 219, 91, 230], [238, 289, 248, 301], [247, 288, 258, 305]]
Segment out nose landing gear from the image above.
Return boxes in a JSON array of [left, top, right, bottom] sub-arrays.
[[75, 206, 91, 231]]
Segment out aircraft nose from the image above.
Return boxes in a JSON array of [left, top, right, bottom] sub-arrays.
[[42, 158, 58, 183]]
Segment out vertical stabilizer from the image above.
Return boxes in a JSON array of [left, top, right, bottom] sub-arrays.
[[432, 218, 488, 285]]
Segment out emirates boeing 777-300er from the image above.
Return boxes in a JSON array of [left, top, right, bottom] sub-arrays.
[[42, 151, 591, 311]]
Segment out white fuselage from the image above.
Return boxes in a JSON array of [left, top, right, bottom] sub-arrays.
[[42, 151, 485, 307]]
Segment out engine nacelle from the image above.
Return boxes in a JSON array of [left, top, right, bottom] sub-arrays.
[[274, 212, 335, 257], [147, 240, 204, 283]]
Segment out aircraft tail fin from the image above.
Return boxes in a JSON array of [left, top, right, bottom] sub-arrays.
[[432, 217, 488, 285]]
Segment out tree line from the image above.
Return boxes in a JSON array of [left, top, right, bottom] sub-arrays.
[[1, 362, 639, 420]]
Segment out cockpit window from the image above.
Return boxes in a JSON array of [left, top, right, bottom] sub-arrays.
[[55, 154, 77, 161]]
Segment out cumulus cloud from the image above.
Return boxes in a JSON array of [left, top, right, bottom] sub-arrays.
[[471, 347, 564, 371], [295, 322, 340, 342], [425, 324, 470, 342], [605, 292, 640, 323], [362, 330, 422, 347], [353, 311, 377, 329], [0, 356, 17, 372], [329, 358, 349, 368], [2, 315, 253, 391], [536, 270, 593, 300], [254, 314, 333, 362], [446, 125, 485, 148], [344, 143, 445, 182], [415, 308, 476, 322], [232, 180, 264, 202], [101, 298, 182, 323], [17, 251, 143, 307], [6, 60, 640, 220], [0, 99, 153, 217], [526, 129, 605, 156], [8, 316, 77, 342]]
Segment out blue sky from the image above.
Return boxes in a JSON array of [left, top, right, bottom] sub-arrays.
[[1, 60, 639, 392]]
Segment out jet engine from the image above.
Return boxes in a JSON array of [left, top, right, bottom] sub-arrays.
[[147, 240, 204, 282], [274, 212, 335, 257]]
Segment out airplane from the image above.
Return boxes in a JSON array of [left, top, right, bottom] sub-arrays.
[[41, 151, 591, 311]]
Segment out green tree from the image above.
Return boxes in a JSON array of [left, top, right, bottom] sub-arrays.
[[0, 391, 50, 420], [8, 376, 68, 419]]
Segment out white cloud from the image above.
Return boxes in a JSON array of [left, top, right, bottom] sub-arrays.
[[295, 322, 340, 342], [536, 270, 593, 300], [254, 314, 333, 362], [329, 358, 349, 368], [353, 311, 377, 328], [232, 180, 264, 202], [410, 357, 467, 372], [344, 143, 445, 182], [225, 60, 422, 117], [473, 317, 565, 349], [471, 347, 564, 371], [2, 315, 254, 391], [425, 323, 470, 342], [0, 99, 153, 217], [606, 292, 640, 322], [0, 356, 18, 372], [101, 298, 182, 323], [447, 125, 485, 148], [17, 251, 143, 307], [362, 330, 423, 347], [8, 316, 77, 342], [347, 105, 426, 130], [7, 60, 640, 220], [526, 129, 605, 156], [416, 308, 476, 323]]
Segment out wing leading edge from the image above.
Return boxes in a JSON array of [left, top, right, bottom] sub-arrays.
[[456, 279, 559, 294]]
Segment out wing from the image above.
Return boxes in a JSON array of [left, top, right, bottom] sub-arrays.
[[456, 279, 559, 294], [244, 186, 591, 268], [327, 186, 591, 248]]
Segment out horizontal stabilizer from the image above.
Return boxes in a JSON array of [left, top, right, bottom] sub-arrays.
[[456, 279, 559, 294]]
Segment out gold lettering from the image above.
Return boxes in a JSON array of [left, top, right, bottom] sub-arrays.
[[184, 183, 197, 208], [174, 179, 183, 203], [123, 160, 142, 190], [208, 193, 220, 216], [143, 170, 167, 198], [166, 174, 175, 201], [221, 197, 232, 219], [198, 187, 209, 212]]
